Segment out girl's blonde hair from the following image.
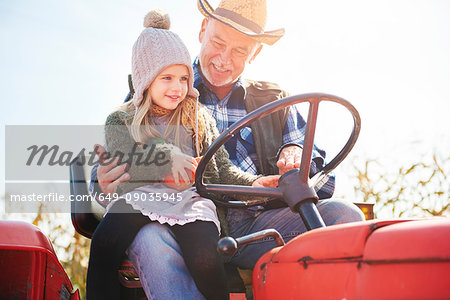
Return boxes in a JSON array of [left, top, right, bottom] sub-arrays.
[[119, 91, 205, 156]]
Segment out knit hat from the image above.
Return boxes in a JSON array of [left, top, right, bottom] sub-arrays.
[[131, 9, 199, 108]]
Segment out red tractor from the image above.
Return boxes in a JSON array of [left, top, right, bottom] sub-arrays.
[[0, 220, 80, 299], [2, 93, 449, 299]]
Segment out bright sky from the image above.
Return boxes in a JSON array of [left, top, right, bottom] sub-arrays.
[[1, 0, 449, 202]]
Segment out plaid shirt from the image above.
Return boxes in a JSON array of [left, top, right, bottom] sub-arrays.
[[193, 58, 335, 199]]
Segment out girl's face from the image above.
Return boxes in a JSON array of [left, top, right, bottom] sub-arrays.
[[150, 64, 189, 110]]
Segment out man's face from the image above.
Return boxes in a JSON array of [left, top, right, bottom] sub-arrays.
[[198, 18, 262, 88]]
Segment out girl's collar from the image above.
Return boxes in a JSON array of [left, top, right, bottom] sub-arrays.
[[151, 103, 173, 117]]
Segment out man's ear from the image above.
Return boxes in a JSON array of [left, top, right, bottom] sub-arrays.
[[249, 44, 263, 64], [199, 18, 208, 43]]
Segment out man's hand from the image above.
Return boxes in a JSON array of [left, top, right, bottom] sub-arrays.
[[95, 144, 130, 195], [276, 145, 303, 175], [252, 175, 281, 188]]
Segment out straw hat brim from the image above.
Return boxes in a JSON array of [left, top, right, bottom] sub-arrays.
[[198, 0, 284, 46]]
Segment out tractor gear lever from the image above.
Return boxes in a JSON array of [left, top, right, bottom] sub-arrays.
[[217, 229, 285, 257]]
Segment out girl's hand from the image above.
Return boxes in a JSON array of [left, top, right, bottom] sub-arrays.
[[165, 152, 202, 191], [252, 175, 281, 188]]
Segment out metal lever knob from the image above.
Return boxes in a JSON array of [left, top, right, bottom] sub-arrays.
[[217, 229, 285, 257]]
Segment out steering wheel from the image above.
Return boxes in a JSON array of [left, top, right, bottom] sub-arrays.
[[195, 93, 360, 225]]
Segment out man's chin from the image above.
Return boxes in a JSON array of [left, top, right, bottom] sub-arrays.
[[205, 73, 234, 88]]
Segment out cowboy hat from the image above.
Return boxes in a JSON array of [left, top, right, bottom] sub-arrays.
[[197, 0, 285, 45]]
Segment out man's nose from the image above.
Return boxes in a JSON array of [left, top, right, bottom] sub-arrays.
[[219, 47, 232, 65]]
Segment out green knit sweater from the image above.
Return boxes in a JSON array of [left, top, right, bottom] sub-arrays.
[[104, 105, 261, 203]]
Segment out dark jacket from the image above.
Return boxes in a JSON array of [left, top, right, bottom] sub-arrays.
[[243, 79, 290, 175]]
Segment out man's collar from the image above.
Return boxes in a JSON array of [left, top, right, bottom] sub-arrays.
[[193, 57, 204, 89]]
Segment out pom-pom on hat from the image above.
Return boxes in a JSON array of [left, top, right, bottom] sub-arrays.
[[131, 9, 199, 108]]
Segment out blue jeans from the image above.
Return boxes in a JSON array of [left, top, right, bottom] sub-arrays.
[[128, 199, 365, 299]]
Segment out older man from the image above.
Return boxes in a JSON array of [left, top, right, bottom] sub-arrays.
[[92, 0, 364, 298]]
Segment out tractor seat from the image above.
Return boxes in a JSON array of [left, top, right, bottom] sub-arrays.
[[116, 258, 251, 291], [118, 260, 142, 289]]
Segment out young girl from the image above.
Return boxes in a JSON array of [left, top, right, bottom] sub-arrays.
[[86, 9, 279, 300]]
